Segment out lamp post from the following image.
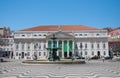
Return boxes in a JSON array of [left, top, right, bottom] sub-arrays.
[[80, 43, 83, 60], [34, 43, 38, 60]]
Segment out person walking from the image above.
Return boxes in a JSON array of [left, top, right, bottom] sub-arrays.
[[102, 56, 105, 62]]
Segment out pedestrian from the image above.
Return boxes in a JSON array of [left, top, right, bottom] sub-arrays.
[[102, 56, 105, 62]]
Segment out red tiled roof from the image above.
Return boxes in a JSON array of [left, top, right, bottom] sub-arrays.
[[109, 29, 120, 35], [19, 25, 100, 31]]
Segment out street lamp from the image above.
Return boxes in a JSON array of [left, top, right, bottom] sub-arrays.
[[79, 43, 83, 59], [34, 43, 39, 60]]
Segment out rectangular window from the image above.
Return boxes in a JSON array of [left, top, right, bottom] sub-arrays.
[[85, 51, 87, 55], [27, 52, 30, 56], [39, 52, 41, 56], [16, 52, 18, 56], [16, 44, 18, 50], [25, 53, 27, 56], [44, 43, 46, 49], [39, 43, 41, 49], [80, 43, 82, 49], [92, 51, 94, 55], [85, 43, 87, 49], [19, 53, 21, 56], [97, 44, 99, 48], [104, 51, 106, 55], [22, 44, 24, 50], [91, 43, 94, 49], [103, 43, 106, 49], [28, 44, 30, 50], [34, 44, 36, 49], [44, 52, 46, 56], [80, 52, 82, 55]]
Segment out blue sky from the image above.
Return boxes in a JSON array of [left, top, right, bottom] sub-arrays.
[[0, 0, 120, 31]]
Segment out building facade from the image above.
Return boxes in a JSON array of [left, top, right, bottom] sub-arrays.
[[0, 26, 13, 58], [107, 27, 120, 56], [13, 25, 109, 60]]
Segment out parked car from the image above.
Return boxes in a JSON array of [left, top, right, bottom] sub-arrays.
[[0, 57, 9, 62], [112, 56, 120, 61], [0, 57, 3, 62]]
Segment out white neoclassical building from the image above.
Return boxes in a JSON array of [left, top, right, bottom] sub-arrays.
[[13, 25, 109, 60]]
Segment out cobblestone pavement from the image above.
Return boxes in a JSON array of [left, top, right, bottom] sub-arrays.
[[0, 60, 120, 78]]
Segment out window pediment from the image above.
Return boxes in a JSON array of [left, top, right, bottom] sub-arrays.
[[46, 31, 74, 39]]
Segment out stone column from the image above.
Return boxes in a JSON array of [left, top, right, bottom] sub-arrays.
[[67, 40, 69, 58], [19, 42, 22, 59], [72, 41, 74, 56], [46, 40, 49, 58], [31, 42, 34, 59], [24, 42, 27, 59], [62, 40, 64, 58]]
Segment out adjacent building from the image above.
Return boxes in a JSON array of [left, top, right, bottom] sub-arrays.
[[0, 26, 13, 58], [107, 27, 120, 56], [13, 25, 109, 60]]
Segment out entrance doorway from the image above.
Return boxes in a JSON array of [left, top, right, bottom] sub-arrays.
[[97, 51, 100, 58], [21, 52, 24, 58], [69, 52, 72, 57], [64, 52, 67, 58]]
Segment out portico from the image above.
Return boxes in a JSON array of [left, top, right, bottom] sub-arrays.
[[46, 31, 75, 58]]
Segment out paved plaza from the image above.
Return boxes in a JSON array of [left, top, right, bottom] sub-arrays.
[[0, 60, 120, 78]]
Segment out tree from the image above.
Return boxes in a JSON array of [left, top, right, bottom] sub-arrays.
[[112, 42, 120, 54]]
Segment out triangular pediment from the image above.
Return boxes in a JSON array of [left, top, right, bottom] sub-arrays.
[[46, 31, 74, 39]]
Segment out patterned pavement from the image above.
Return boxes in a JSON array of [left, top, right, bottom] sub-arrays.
[[0, 60, 120, 78]]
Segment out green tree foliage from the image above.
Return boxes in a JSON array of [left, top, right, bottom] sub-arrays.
[[112, 42, 120, 53]]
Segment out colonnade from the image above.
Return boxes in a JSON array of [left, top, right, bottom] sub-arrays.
[[47, 40, 74, 58]]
